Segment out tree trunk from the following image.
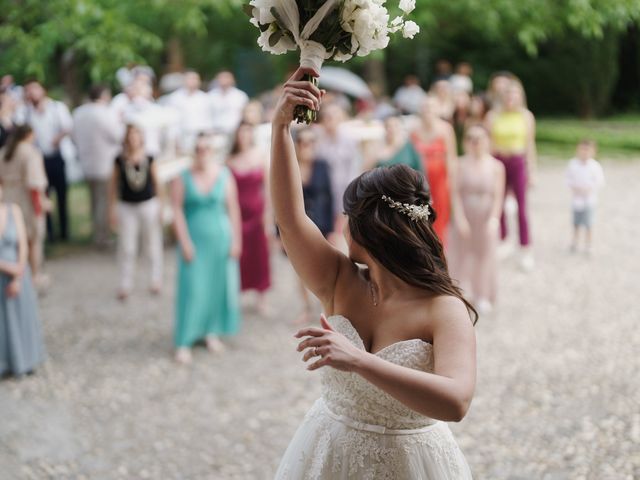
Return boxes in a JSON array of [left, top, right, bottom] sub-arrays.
[[166, 37, 185, 73], [362, 56, 387, 96]]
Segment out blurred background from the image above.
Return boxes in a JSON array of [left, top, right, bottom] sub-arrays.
[[0, 1, 639, 479]]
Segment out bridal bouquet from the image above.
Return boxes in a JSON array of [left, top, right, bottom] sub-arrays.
[[245, 0, 420, 123]]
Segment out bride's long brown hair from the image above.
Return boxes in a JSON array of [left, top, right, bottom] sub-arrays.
[[343, 164, 478, 324]]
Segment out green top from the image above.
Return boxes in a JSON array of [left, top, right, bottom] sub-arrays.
[[377, 141, 425, 175]]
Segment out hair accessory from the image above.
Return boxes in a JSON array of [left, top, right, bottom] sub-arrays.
[[381, 195, 431, 222]]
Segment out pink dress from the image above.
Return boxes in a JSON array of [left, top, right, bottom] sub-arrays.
[[448, 160, 498, 303], [231, 166, 271, 293]]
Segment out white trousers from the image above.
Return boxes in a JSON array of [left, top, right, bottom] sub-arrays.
[[117, 198, 163, 292]]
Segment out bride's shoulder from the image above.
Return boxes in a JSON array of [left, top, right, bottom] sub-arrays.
[[424, 295, 475, 329]]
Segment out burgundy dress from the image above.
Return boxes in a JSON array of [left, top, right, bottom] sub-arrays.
[[231, 166, 271, 293]]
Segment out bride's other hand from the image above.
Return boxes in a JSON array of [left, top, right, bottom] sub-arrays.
[[295, 314, 366, 372], [272, 67, 323, 127]]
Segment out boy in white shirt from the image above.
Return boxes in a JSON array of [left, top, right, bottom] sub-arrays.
[[565, 139, 604, 254]]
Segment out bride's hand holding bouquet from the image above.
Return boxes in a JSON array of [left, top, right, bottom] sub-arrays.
[[271, 67, 324, 127]]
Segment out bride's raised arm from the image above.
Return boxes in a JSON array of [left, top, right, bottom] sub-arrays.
[[270, 68, 349, 311]]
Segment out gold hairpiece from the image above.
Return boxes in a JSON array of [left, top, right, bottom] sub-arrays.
[[381, 195, 431, 222]]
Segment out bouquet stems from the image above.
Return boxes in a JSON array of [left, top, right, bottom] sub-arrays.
[[293, 74, 319, 124]]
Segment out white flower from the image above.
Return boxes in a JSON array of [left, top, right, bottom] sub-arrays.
[[402, 20, 420, 39], [389, 15, 403, 33], [343, 1, 390, 56], [333, 50, 353, 62], [257, 25, 296, 55], [249, 0, 276, 25], [399, 0, 416, 14]]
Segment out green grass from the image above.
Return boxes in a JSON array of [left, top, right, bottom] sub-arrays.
[[537, 115, 640, 160], [46, 183, 93, 258]]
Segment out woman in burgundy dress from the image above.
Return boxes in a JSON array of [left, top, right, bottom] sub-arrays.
[[227, 122, 272, 315]]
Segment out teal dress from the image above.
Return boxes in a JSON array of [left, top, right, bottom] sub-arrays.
[[0, 206, 45, 377], [175, 168, 240, 347], [377, 141, 425, 176]]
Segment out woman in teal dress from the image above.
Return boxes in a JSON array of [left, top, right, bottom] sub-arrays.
[[373, 114, 425, 175], [170, 134, 242, 365], [0, 187, 45, 378]]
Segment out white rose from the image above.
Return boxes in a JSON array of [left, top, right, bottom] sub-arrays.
[[399, 0, 416, 14], [350, 3, 389, 56], [257, 25, 296, 55], [402, 20, 420, 39]]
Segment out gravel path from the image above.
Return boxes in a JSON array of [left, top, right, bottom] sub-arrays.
[[1, 161, 639, 480]]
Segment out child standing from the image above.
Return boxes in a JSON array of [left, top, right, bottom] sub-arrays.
[[566, 139, 604, 254]]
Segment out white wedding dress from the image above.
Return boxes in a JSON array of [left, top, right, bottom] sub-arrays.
[[275, 315, 473, 480]]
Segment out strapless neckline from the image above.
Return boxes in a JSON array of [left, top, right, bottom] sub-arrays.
[[328, 315, 432, 357]]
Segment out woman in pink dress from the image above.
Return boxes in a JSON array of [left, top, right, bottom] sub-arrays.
[[448, 125, 505, 315], [227, 122, 272, 315]]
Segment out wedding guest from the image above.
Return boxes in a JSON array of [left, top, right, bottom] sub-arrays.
[[566, 139, 605, 255], [109, 125, 163, 300], [465, 94, 490, 131], [412, 96, 458, 245], [120, 82, 166, 158], [242, 100, 265, 126], [434, 58, 453, 80], [0, 189, 45, 378], [171, 134, 242, 364], [0, 87, 16, 148], [315, 102, 361, 232], [486, 71, 517, 110], [23, 79, 72, 241], [429, 79, 455, 123], [486, 80, 537, 270], [448, 126, 505, 314], [292, 127, 333, 324], [368, 114, 424, 174], [227, 123, 272, 315], [209, 71, 249, 136], [392, 75, 426, 115], [0, 126, 49, 288], [164, 70, 214, 153], [72, 85, 123, 249], [450, 62, 474, 94]]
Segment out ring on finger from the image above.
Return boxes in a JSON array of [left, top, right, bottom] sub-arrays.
[[313, 347, 320, 357]]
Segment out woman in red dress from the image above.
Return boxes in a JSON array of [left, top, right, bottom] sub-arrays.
[[412, 96, 459, 246], [227, 122, 272, 315]]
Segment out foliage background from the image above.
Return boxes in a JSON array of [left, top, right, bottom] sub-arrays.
[[0, 0, 639, 116]]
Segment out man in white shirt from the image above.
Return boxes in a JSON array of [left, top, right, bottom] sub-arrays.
[[24, 79, 73, 241], [566, 139, 605, 254], [73, 85, 124, 248], [165, 71, 214, 153], [209, 71, 248, 136], [393, 75, 426, 115]]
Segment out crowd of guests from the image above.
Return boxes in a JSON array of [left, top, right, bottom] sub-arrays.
[[0, 60, 605, 374]]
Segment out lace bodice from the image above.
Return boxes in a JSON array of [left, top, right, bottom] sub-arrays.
[[321, 315, 435, 430]]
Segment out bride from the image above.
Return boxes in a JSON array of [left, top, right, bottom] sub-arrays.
[[272, 68, 476, 479]]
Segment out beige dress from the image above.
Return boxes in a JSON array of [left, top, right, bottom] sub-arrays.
[[0, 142, 48, 241], [448, 158, 499, 303]]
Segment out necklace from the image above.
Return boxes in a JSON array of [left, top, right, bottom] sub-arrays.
[[123, 156, 149, 192], [368, 280, 378, 307]]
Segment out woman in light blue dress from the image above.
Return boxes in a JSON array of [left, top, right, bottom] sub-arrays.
[[0, 191, 45, 378], [171, 134, 242, 364]]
